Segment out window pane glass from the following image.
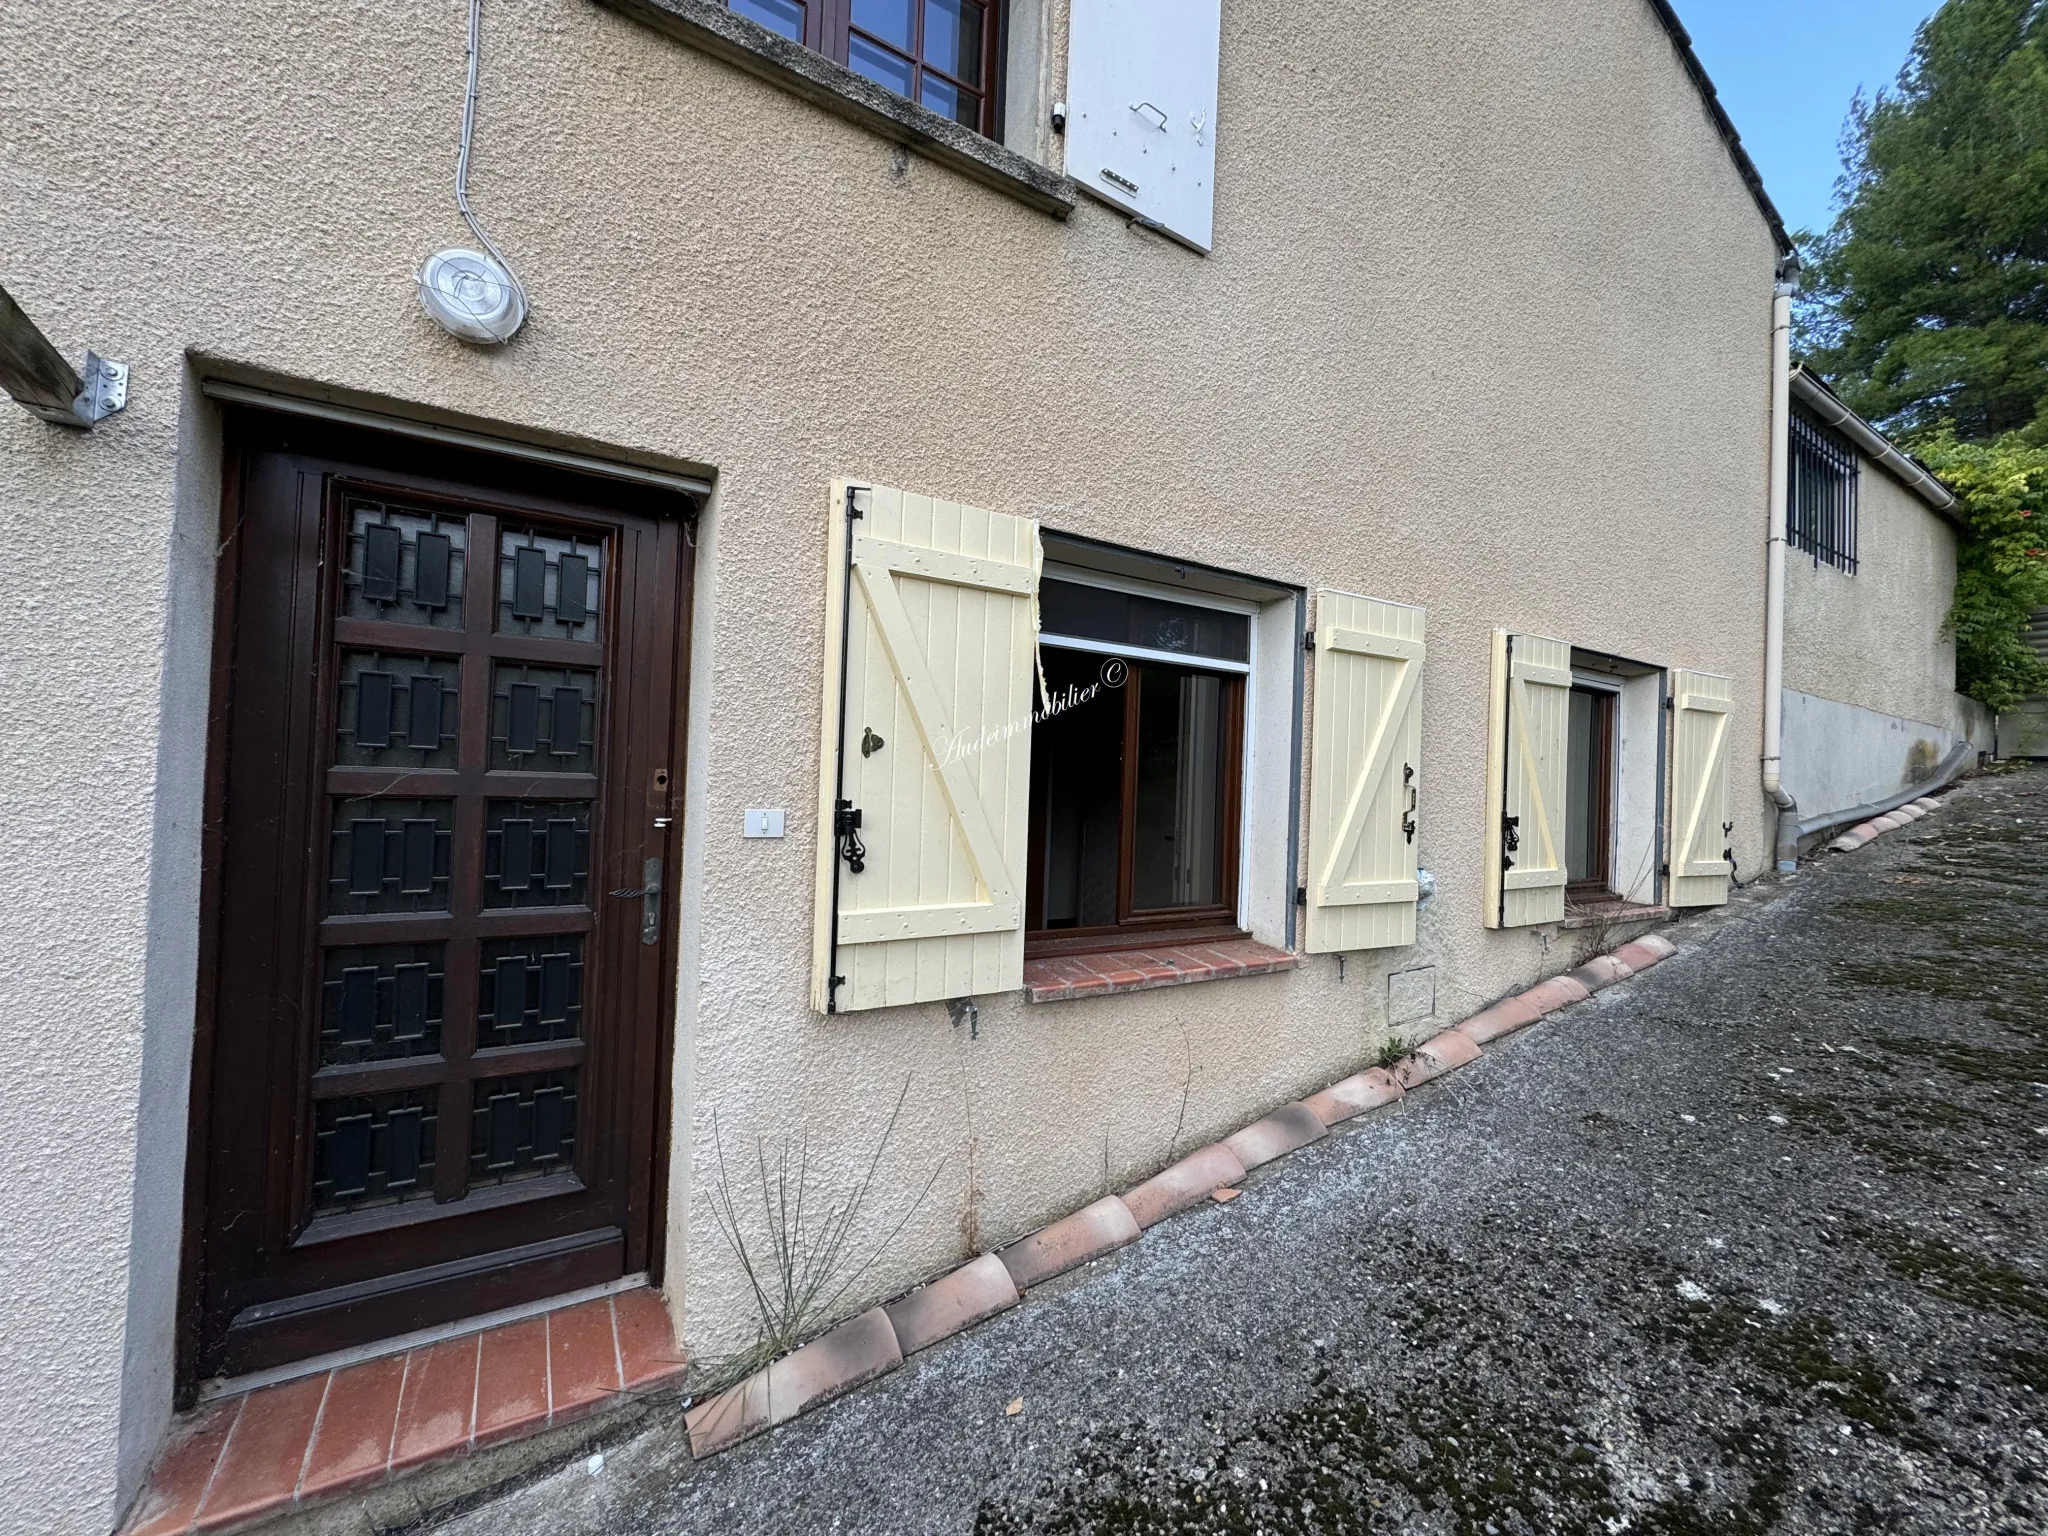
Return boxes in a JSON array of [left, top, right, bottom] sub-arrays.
[[1131, 667, 1228, 911], [1031, 650, 1125, 929], [729, 0, 804, 39], [920, 74, 979, 127], [848, 33, 915, 96], [1564, 688, 1606, 885], [922, 0, 982, 84], [851, 0, 915, 50], [1040, 578, 1249, 663]]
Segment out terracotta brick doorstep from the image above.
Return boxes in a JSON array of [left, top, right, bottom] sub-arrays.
[[122, 1290, 688, 1535], [1830, 828, 1872, 851], [1222, 1102, 1328, 1170], [998, 1195, 1143, 1289], [1871, 813, 1905, 832], [1894, 804, 1925, 821], [1912, 796, 1941, 812], [1120, 1142, 1248, 1226], [1565, 953, 1634, 992], [1393, 1029, 1483, 1089], [884, 1253, 1020, 1354], [1302, 1068, 1403, 1127]]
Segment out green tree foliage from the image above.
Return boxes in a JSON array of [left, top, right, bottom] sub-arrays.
[[1914, 431, 2048, 710], [1798, 0, 2048, 441], [1797, 0, 2048, 708]]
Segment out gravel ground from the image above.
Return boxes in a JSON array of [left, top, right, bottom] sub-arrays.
[[428, 764, 2048, 1536]]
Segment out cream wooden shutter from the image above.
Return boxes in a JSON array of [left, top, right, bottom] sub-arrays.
[[1668, 668, 1734, 908], [1303, 591, 1425, 954], [810, 482, 1039, 1014], [1482, 630, 1571, 928]]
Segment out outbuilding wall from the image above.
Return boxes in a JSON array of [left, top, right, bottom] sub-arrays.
[[0, 0, 1780, 1527], [1781, 448, 1993, 815]]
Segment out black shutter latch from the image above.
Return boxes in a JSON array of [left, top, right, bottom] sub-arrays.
[[835, 799, 867, 873]]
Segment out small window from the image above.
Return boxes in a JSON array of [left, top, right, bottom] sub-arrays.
[[1790, 413, 1859, 574], [725, 0, 1002, 135], [1026, 577, 1247, 950]]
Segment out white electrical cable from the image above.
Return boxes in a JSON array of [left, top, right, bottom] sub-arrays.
[[418, 0, 529, 344]]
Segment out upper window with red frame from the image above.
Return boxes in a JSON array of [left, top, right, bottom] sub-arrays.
[[728, 0, 1002, 136]]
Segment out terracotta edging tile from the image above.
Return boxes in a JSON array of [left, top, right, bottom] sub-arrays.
[[1223, 1102, 1328, 1169], [297, 1354, 406, 1503], [763, 1307, 903, 1427], [1303, 1067, 1404, 1126], [1564, 953, 1634, 992], [884, 1253, 1020, 1354], [1610, 936, 1674, 973], [999, 1195, 1142, 1289], [193, 1372, 326, 1530], [684, 1372, 771, 1460], [1119, 1142, 1248, 1226], [1394, 1029, 1483, 1089]]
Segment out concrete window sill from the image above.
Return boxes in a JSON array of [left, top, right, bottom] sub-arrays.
[[1023, 939, 1299, 1003], [597, 0, 1077, 219]]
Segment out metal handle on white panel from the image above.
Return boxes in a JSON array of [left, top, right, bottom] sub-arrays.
[[1130, 100, 1169, 131]]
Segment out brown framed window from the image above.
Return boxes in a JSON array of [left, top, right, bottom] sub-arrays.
[[726, 0, 1004, 136], [1024, 576, 1249, 956]]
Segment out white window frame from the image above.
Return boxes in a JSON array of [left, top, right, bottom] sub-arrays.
[[1037, 561, 1259, 930]]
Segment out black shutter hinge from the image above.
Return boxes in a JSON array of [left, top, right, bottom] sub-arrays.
[[846, 485, 866, 520], [1296, 884, 1307, 906], [834, 799, 866, 873], [1303, 629, 1316, 652], [1501, 812, 1520, 871], [1402, 762, 1417, 844]]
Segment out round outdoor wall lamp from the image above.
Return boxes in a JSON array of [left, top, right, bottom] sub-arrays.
[[418, 0, 529, 345]]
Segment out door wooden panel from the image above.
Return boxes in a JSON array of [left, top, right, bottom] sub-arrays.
[[184, 412, 692, 1386]]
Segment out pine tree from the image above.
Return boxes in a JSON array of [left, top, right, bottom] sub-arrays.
[[1799, 0, 2048, 443]]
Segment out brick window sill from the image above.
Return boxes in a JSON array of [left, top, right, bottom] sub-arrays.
[[1023, 939, 1299, 1003], [597, 0, 1078, 219]]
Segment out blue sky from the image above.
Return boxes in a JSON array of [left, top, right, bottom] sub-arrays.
[[1676, 0, 1943, 238]]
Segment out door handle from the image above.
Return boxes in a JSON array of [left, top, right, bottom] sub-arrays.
[[609, 856, 663, 945]]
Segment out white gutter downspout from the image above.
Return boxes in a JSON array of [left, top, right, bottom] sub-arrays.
[[1763, 255, 1801, 871]]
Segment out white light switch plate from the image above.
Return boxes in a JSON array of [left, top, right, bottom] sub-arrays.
[[743, 808, 786, 839]]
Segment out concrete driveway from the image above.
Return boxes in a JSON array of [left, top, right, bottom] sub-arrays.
[[427, 765, 2048, 1535]]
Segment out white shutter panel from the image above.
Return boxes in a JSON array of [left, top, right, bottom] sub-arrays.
[[1482, 630, 1571, 929], [1668, 668, 1734, 908], [810, 482, 1039, 1013], [1303, 591, 1424, 954], [1065, 0, 1222, 252]]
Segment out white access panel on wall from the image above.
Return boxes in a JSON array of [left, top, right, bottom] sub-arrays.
[[1065, 0, 1222, 252]]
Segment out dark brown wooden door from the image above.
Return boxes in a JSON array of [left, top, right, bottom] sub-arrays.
[[185, 411, 692, 1384]]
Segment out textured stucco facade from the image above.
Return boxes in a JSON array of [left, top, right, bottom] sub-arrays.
[[1, 1, 1786, 1529], [1781, 439, 1992, 814]]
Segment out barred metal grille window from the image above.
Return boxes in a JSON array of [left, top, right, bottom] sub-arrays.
[[1790, 413, 1859, 574]]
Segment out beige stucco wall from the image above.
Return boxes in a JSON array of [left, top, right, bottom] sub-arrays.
[[0, 0, 1781, 1527], [1779, 440, 1994, 813], [1783, 451, 1968, 734]]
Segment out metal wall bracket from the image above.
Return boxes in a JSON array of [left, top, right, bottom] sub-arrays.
[[0, 284, 128, 429]]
